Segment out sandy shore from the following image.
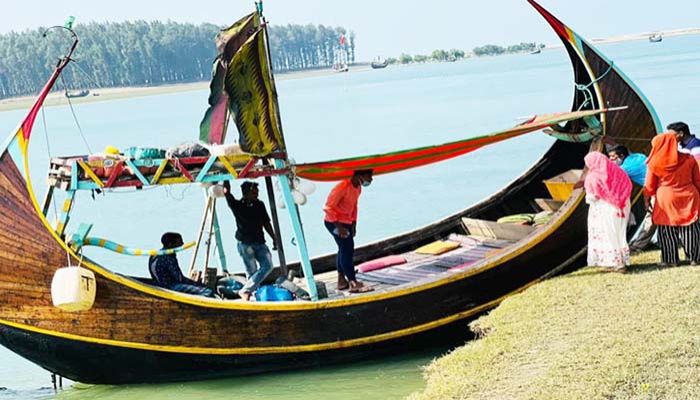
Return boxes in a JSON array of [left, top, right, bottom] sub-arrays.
[[546, 27, 700, 48], [0, 64, 373, 113]]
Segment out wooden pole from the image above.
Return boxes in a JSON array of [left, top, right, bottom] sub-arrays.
[[41, 185, 55, 217], [263, 159, 287, 277], [211, 210, 228, 273], [203, 200, 217, 270], [188, 196, 213, 277], [258, 6, 316, 298], [274, 159, 318, 300]]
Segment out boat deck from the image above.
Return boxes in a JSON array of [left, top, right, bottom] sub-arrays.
[[302, 233, 517, 301]]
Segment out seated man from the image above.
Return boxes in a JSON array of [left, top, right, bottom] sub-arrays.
[[149, 232, 216, 297]]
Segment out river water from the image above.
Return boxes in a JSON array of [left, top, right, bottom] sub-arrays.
[[0, 35, 698, 399]]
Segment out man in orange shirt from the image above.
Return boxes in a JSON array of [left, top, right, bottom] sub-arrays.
[[324, 169, 374, 293]]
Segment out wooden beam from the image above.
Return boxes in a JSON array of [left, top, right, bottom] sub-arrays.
[[150, 159, 169, 184], [77, 160, 105, 188], [237, 158, 257, 179], [188, 196, 213, 277], [263, 160, 287, 277], [273, 159, 318, 300]]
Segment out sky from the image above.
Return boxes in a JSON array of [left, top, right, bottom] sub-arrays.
[[3, 0, 699, 61]]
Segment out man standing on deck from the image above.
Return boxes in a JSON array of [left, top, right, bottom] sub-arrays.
[[223, 180, 277, 301], [323, 169, 374, 293]]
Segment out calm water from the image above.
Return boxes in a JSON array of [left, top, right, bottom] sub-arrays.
[[0, 35, 698, 399]]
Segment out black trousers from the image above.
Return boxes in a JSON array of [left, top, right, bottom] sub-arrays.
[[657, 220, 700, 265]]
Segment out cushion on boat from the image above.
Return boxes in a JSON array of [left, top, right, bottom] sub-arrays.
[[415, 240, 460, 255], [357, 255, 407, 273], [497, 213, 535, 225]]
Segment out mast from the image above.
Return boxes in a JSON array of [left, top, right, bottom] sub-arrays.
[[257, 1, 319, 300]]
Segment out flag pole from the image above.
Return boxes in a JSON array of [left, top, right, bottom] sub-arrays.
[[256, 1, 319, 300]]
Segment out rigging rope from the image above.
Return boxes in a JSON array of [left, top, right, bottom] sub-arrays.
[[41, 107, 72, 266], [575, 62, 615, 111], [71, 60, 103, 90], [59, 75, 94, 154]]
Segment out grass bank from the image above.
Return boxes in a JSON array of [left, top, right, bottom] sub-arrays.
[[410, 250, 700, 400]]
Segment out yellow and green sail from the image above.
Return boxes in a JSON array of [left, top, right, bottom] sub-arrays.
[[199, 12, 286, 156]]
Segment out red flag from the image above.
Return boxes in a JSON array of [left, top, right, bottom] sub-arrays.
[[339, 34, 346, 45]]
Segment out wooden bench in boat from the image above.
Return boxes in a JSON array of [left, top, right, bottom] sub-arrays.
[[461, 217, 535, 241], [535, 198, 564, 212]]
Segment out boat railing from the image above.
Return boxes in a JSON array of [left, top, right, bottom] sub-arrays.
[[47, 152, 289, 192]]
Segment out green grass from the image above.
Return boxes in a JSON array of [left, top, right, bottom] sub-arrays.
[[409, 250, 700, 400]]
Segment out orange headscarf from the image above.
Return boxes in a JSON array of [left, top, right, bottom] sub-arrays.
[[647, 132, 680, 177]]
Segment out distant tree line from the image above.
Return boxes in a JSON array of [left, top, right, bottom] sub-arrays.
[[473, 42, 544, 56], [388, 42, 544, 64], [0, 21, 355, 99]]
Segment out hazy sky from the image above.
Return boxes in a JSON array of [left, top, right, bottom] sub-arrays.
[[3, 0, 699, 60]]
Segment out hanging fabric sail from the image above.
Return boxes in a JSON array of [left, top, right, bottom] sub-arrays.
[[220, 26, 286, 156], [199, 12, 259, 145], [294, 108, 616, 181]]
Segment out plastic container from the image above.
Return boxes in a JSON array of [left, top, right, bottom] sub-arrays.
[[50, 266, 97, 312], [543, 169, 583, 201], [255, 285, 293, 302]]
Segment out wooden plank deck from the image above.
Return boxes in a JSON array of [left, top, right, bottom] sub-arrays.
[[296, 233, 519, 301]]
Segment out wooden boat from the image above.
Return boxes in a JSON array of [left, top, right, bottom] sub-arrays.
[[0, 0, 660, 384], [370, 59, 389, 69], [333, 63, 349, 72], [64, 89, 90, 98]]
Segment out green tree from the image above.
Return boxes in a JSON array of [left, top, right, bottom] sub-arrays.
[[449, 49, 465, 59], [399, 53, 413, 64], [473, 44, 506, 56], [431, 49, 448, 61], [0, 20, 356, 99], [413, 54, 428, 63]]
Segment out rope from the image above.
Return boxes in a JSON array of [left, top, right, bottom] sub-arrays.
[[164, 184, 191, 201], [41, 108, 71, 266], [574, 62, 615, 111], [71, 60, 103, 89], [59, 75, 94, 154], [606, 136, 653, 142]]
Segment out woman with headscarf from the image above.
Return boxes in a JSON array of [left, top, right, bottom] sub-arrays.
[[584, 151, 633, 271], [644, 133, 700, 266]]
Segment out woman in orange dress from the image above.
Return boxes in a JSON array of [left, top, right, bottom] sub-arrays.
[[644, 133, 700, 266]]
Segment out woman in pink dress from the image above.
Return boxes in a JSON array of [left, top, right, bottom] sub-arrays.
[[584, 152, 633, 272]]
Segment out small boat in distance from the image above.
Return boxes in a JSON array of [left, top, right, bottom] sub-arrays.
[[530, 48, 542, 54], [333, 63, 349, 72], [64, 89, 90, 98], [649, 32, 663, 43], [371, 57, 389, 69]]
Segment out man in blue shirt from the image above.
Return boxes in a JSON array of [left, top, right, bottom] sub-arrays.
[[608, 145, 654, 252], [608, 145, 647, 186]]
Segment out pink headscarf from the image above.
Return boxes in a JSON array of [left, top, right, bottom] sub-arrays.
[[584, 152, 632, 212]]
